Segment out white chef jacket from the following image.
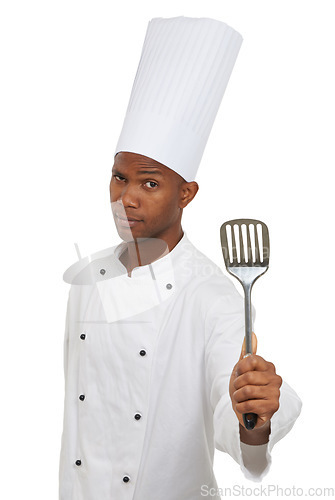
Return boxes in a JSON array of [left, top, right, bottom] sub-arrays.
[[59, 231, 302, 500]]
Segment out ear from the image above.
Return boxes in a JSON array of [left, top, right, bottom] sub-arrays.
[[179, 181, 199, 208]]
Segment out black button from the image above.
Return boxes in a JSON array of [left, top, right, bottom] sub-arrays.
[[75, 460, 81, 466], [80, 333, 86, 340], [123, 475, 130, 483], [100, 269, 106, 275], [134, 413, 142, 420], [166, 283, 172, 289], [139, 350, 146, 356], [79, 394, 85, 401]]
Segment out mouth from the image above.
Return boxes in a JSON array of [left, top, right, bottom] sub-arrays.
[[115, 213, 143, 228]]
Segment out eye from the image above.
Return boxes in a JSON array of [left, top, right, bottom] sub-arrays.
[[114, 174, 126, 182], [145, 181, 158, 189]]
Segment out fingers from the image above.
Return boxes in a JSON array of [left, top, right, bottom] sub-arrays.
[[233, 383, 281, 405], [233, 370, 272, 390], [235, 395, 280, 417], [230, 353, 283, 424], [235, 354, 273, 376]]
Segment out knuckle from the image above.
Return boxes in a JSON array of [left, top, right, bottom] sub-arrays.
[[232, 362, 238, 375], [273, 401, 280, 412], [258, 404, 267, 415], [244, 371, 254, 384], [235, 361, 243, 377], [243, 385, 253, 399], [235, 402, 243, 414], [266, 390, 280, 413], [269, 384, 279, 397], [267, 361, 275, 372], [231, 390, 238, 403], [269, 400, 280, 414], [250, 356, 258, 369], [242, 400, 254, 413]]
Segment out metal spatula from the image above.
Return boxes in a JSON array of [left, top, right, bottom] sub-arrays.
[[220, 218, 270, 430]]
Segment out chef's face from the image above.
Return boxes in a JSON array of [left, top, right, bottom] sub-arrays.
[[110, 152, 198, 243]]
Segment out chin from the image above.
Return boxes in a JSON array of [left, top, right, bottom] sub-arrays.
[[115, 225, 145, 242]]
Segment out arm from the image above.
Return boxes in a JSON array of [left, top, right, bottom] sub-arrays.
[[204, 281, 302, 481]]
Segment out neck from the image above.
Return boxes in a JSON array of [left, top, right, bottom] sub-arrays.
[[120, 228, 184, 277]]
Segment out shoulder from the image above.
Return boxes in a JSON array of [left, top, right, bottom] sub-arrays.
[[63, 244, 124, 285], [179, 236, 244, 312]]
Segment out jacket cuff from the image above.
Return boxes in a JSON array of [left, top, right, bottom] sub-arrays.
[[240, 442, 272, 481], [213, 381, 302, 481]]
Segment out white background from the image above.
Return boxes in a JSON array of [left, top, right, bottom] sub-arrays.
[[1, 0, 334, 498]]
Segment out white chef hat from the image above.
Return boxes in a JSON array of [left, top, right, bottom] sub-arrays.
[[114, 16, 243, 182]]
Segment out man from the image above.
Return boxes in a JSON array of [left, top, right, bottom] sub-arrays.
[[59, 16, 302, 500], [111, 149, 283, 440]]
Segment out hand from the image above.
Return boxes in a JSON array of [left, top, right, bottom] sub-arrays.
[[229, 332, 282, 434]]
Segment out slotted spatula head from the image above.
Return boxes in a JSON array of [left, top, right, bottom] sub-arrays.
[[220, 218, 270, 431], [220, 219, 270, 287]]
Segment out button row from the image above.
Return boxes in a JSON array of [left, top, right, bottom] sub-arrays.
[[76, 332, 147, 483]]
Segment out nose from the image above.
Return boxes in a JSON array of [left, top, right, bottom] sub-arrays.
[[116, 182, 140, 209]]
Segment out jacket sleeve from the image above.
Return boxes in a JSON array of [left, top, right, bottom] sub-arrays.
[[204, 278, 302, 481]]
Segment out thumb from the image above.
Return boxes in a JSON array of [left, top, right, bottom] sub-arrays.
[[240, 332, 257, 360]]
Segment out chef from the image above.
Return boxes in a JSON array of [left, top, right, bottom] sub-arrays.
[[59, 16, 302, 500]]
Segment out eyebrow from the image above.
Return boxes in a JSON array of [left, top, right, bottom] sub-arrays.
[[112, 168, 164, 177], [137, 169, 164, 176]]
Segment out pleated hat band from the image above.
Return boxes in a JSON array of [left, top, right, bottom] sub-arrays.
[[114, 16, 243, 182]]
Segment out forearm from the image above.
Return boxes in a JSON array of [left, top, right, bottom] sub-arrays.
[[239, 420, 271, 445]]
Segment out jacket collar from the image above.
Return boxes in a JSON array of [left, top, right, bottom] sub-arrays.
[[63, 231, 191, 286], [113, 231, 189, 278]]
